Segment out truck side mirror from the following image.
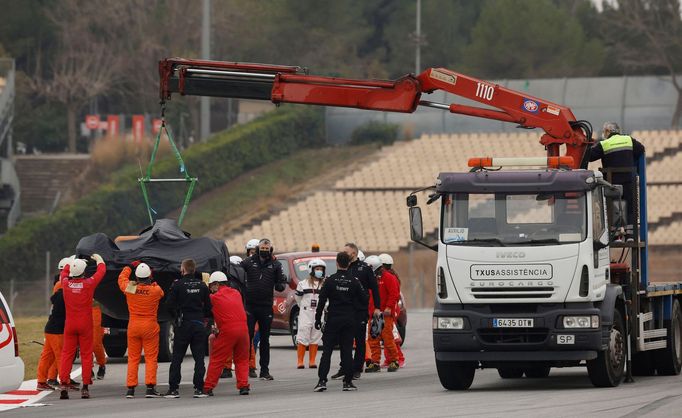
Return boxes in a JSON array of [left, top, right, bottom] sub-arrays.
[[409, 207, 424, 241], [407, 195, 418, 207]]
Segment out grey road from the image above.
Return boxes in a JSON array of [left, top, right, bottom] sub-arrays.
[[5, 311, 682, 418]]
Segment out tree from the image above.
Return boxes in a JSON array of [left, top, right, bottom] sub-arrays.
[[461, 0, 605, 79], [29, 0, 123, 153], [601, 0, 682, 127]]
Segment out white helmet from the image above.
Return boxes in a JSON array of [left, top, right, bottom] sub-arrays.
[[379, 253, 394, 266], [357, 250, 366, 262], [135, 263, 152, 279], [58, 256, 73, 270], [246, 239, 259, 250], [230, 255, 243, 264], [364, 255, 382, 272], [307, 258, 327, 274], [209, 271, 228, 284], [69, 259, 87, 277]]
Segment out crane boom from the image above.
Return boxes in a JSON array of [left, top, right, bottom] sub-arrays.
[[159, 58, 593, 168]]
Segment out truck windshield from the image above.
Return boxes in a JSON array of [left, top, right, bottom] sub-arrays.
[[441, 191, 587, 246]]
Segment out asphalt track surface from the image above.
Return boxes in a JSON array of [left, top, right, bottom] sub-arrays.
[[5, 311, 682, 418]]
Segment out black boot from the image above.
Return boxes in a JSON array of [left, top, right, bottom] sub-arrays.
[[97, 365, 106, 380], [145, 385, 161, 398]]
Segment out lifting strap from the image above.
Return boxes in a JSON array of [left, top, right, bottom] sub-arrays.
[[138, 110, 198, 226]]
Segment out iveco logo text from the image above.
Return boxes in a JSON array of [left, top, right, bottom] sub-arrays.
[[496, 251, 526, 258]]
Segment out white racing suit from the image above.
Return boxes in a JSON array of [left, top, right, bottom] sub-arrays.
[[295, 278, 323, 345]]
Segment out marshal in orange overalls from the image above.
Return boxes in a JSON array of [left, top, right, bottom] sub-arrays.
[[118, 266, 164, 388], [59, 262, 106, 386]]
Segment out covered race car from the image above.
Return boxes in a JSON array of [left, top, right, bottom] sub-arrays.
[[75, 219, 230, 361]]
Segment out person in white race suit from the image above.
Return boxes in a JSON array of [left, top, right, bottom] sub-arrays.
[[295, 259, 326, 369]]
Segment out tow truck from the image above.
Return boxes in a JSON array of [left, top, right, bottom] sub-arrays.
[[157, 58, 682, 389]]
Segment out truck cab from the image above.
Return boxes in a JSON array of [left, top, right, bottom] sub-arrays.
[[409, 162, 628, 389]]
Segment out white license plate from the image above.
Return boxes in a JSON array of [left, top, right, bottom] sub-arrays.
[[492, 318, 534, 328], [557, 334, 575, 345]]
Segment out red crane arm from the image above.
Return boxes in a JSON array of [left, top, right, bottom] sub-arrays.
[[159, 58, 592, 168]]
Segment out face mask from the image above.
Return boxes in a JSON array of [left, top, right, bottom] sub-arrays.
[[260, 251, 270, 259], [314, 270, 324, 279]]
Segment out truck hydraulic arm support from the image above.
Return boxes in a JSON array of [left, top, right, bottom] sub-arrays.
[[159, 58, 592, 168]]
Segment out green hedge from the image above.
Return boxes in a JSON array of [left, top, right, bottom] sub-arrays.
[[349, 121, 399, 145], [0, 106, 324, 281]]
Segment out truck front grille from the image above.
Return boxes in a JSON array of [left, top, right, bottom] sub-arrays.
[[471, 287, 554, 299], [478, 328, 549, 344]]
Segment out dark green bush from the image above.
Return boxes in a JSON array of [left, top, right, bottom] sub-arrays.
[[0, 106, 324, 281], [349, 121, 399, 145]]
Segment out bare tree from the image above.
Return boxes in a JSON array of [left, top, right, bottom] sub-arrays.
[[30, 0, 123, 153], [602, 0, 682, 127]]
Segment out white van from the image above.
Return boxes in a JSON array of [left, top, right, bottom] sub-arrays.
[[0, 291, 24, 393]]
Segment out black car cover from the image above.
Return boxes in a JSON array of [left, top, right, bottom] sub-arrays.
[[75, 218, 229, 274]]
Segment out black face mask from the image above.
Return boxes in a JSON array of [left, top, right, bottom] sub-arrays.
[[259, 252, 270, 260]]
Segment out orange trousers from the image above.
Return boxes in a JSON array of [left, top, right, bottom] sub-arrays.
[[368, 315, 399, 364], [37, 333, 63, 384], [126, 320, 160, 387], [92, 307, 106, 367], [210, 335, 257, 370], [205, 327, 250, 391]]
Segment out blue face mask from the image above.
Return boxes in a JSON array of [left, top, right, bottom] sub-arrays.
[[314, 270, 324, 279]]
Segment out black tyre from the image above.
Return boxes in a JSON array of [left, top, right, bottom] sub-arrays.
[[397, 323, 406, 346], [158, 321, 174, 362], [435, 359, 476, 390], [587, 309, 626, 387], [104, 345, 126, 358], [102, 335, 127, 358], [497, 367, 524, 379], [631, 351, 656, 376], [655, 299, 682, 376], [524, 366, 551, 378], [290, 308, 299, 348]]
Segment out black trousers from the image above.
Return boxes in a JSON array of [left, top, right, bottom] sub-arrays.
[[352, 312, 369, 373], [318, 315, 355, 384], [168, 321, 207, 391], [247, 304, 273, 375]]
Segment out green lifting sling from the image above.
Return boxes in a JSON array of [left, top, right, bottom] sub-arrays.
[[138, 119, 198, 226]]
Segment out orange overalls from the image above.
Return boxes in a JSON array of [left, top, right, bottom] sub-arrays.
[[92, 304, 106, 369], [221, 325, 257, 370], [367, 270, 400, 365], [204, 285, 250, 392], [118, 267, 164, 388], [37, 281, 65, 385], [59, 262, 106, 386]]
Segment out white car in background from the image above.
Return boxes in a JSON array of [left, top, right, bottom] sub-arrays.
[[0, 291, 24, 393]]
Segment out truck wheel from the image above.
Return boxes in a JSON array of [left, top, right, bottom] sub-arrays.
[[104, 345, 126, 358], [587, 309, 625, 387], [290, 308, 299, 348], [655, 299, 682, 375], [497, 368, 524, 378], [435, 359, 476, 390], [524, 366, 551, 378], [631, 351, 656, 376], [158, 322, 174, 363], [103, 336, 127, 358]]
